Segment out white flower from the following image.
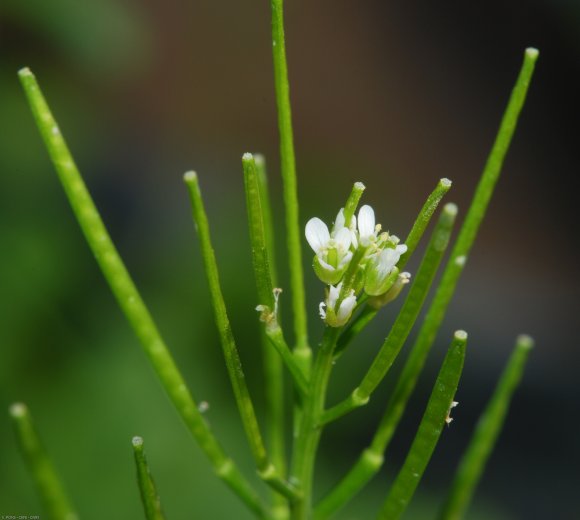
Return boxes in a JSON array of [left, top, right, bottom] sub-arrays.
[[364, 244, 408, 296], [332, 208, 358, 249], [319, 282, 357, 327], [305, 216, 353, 284], [357, 205, 382, 247], [377, 245, 407, 274]]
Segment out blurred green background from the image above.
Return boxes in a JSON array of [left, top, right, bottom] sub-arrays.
[[1, 0, 579, 518]]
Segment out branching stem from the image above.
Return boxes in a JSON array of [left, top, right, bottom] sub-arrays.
[[313, 48, 538, 518], [185, 172, 299, 503], [336, 177, 452, 355], [323, 203, 457, 424], [19, 68, 267, 517]]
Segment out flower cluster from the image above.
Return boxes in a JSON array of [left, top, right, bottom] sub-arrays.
[[306, 204, 410, 327]]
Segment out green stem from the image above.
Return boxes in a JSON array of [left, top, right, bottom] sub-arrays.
[[313, 447, 383, 520], [132, 437, 165, 520], [439, 335, 533, 520], [335, 177, 452, 355], [9, 403, 77, 520], [421, 51, 539, 346], [259, 466, 303, 504], [262, 321, 309, 398], [338, 245, 368, 302], [254, 154, 279, 285], [19, 68, 267, 517], [243, 153, 287, 489], [185, 171, 299, 503], [451, 49, 539, 263], [317, 255, 467, 515], [248, 154, 289, 517], [314, 447, 382, 520], [313, 47, 538, 519], [244, 153, 277, 310], [378, 331, 467, 520], [291, 327, 341, 519], [399, 178, 452, 268], [323, 203, 457, 423], [370, 45, 539, 450], [270, 0, 309, 357], [334, 305, 377, 358], [413, 49, 539, 357], [184, 170, 268, 469], [342, 181, 366, 226]]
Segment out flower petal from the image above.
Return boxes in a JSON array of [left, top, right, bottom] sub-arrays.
[[305, 217, 330, 253], [350, 229, 358, 250], [396, 244, 408, 256], [317, 256, 334, 271], [337, 292, 357, 322], [332, 208, 345, 234], [358, 205, 375, 243], [334, 227, 351, 252], [378, 248, 399, 275], [327, 282, 342, 308], [337, 250, 353, 269], [319, 301, 327, 319]]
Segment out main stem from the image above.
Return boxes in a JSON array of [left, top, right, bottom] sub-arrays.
[[291, 327, 340, 519], [270, 0, 309, 359]]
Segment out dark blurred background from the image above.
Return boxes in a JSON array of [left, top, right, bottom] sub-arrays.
[[1, 0, 578, 518]]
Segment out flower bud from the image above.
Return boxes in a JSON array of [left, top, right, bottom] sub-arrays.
[[319, 282, 357, 327], [368, 271, 411, 309], [364, 245, 407, 296]]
